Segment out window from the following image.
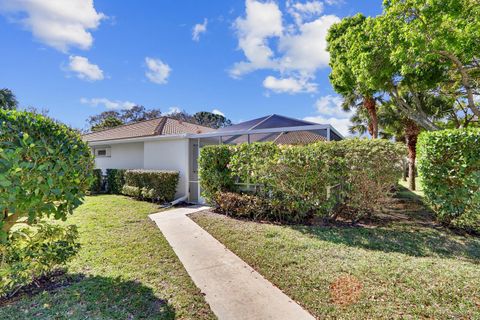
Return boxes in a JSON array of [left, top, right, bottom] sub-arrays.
[[95, 147, 111, 157]]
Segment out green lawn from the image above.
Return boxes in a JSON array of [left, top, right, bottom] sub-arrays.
[[0, 195, 214, 320], [191, 191, 480, 319]]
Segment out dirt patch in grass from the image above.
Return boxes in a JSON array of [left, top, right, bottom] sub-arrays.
[[329, 275, 363, 306]]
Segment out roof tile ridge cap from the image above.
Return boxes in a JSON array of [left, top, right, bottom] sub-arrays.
[[154, 117, 168, 135]]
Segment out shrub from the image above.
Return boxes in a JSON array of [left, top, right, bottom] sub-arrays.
[[106, 169, 126, 194], [0, 110, 94, 240], [0, 223, 80, 297], [123, 170, 179, 202], [200, 139, 404, 223], [122, 185, 141, 198], [90, 169, 103, 193], [199, 145, 236, 201], [214, 192, 269, 220], [418, 129, 480, 233]]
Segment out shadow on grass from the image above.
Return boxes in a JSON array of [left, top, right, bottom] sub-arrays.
[[292, 224, 480, 262], [291, 187, 480, 262], [1, 273, 176, 319]]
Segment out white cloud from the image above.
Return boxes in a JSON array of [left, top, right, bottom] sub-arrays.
[[287, 0, 324, 25], [304, 95, 353, 136], [230, 0, 339, 94], [192, 18, 208, 41], [145, 57, 171, 84], [67, 55, 104, 81], [80, 97, 136, 110], [263, 75, 317, 94], [166, 106, 181, 114], [0, 0, 105, 52], [279, 15, 339, 73], [212, 109, 225, 116], [230, 0, 283, 78]]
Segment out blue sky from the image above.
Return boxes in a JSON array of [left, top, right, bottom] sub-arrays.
[[0, 0, 382, 134]]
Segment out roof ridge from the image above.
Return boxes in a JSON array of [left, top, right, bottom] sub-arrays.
[[248, 114, 274, 131], [83, 116, 165, 136], [154, 117, 168, 135], [163, 116, 215, 130]]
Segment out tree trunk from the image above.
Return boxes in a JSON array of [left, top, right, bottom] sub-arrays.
[[404, 120, 420, 191], [363, 96, 378, 139]]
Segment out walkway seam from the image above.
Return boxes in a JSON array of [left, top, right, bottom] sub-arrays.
[[149, 206, 315, 320]]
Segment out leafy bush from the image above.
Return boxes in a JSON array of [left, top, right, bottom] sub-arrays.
[[0, 110, 94, 240], [106, 169, 126, 194], [123, 170, 179, 202], [90, 169, 103, 193], [214, 191, 269, 220], [0, 223, 80, 297], [200, 139, 404, 223], [418, 129, 480, 233], [122, 185, 141, 198], [199, 145, 236, 201]]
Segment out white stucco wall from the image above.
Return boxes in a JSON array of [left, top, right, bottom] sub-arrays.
[[94, 142, 144, 172], [143, 139, 189, 198]]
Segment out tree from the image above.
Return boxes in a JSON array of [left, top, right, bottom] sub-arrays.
[[327, 14, 380, 138], [0, 89, 18, 110], [193, 111, 232, 129], [87, 106, 162, 132], [383, 0, 480, 118], [377, 94, 451, 190], [91, 116, 124, 132], [120, 105, 162, 123], [0, 110, 94, 238]]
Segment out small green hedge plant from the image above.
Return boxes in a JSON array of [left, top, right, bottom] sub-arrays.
[[123, 170, 179, 202], [418, 129, 480, 233], [106, 169, 126, 194], [90, 169, 103, 193], [0, 223, 80, 298], [200, 139, 404, 223]]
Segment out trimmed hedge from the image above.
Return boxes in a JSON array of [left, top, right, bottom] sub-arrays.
[[418, 129, 480, 233], [122, 170, 179, 202], [90, 169, 103, 193], [106, 169, 126, 194], [200, 139, 405, 223]]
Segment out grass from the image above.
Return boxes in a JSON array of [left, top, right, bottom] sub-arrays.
[[0, 195, 215, 320], [191, 189, 480, 319]]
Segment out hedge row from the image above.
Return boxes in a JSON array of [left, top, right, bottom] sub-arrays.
[[106, 169, 126, 194], [200, 139, 405, 223], [122, 170, 179, 202], [418, 129, 480, 233]]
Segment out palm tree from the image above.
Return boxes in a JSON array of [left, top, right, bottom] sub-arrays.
[[0, 89, 18, 110]]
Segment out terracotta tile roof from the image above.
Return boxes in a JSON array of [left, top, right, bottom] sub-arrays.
[[82, 117, 215, 142]]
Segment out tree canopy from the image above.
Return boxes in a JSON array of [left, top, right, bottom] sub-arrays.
[[0, 89, 18, 110], [87, 107, 232, 132]]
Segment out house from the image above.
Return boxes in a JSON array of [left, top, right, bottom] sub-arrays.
[[83, 114, 343, 203]]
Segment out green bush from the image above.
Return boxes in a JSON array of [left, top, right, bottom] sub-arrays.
[[106, 169, 126, 194], [199, 145, 236, 201], [0, 110, 94, 240], [200, 139, 404, 223], [122, 185, 141, 198], [123, 170, 179, 202], [90, 169, 103, 193], [214, 191, 269, 220], [0, 223, 80, 297], [418, 129, 480, 233]]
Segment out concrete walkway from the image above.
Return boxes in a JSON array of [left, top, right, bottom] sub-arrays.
[[149, 206, 315, 320]]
